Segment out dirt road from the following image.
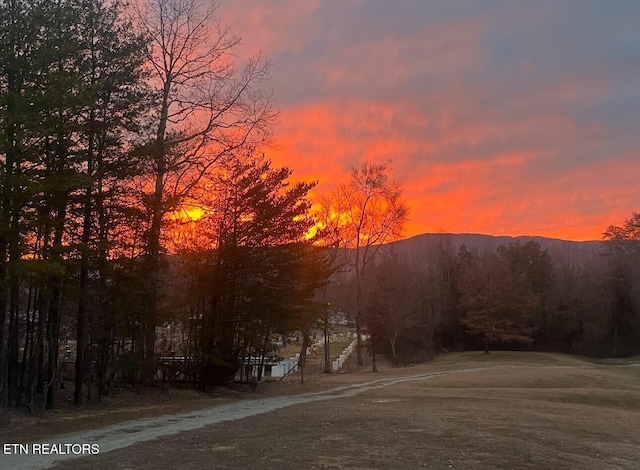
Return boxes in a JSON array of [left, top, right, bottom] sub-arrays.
[[2, 366, 507, 470]]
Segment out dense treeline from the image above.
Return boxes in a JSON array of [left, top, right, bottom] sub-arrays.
[[343, 217, 640, 365], [0, 0, 151, 411], [0, 0, 328, 414]]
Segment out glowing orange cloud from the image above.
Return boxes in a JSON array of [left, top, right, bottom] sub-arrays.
[[216, 1, 640, 243], [257, 99, 640, 242]]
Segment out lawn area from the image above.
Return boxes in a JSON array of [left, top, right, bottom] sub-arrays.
[[32, 351, 640, 470]]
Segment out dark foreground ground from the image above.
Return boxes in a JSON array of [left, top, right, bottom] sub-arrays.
[[4, 352, 640, 469]]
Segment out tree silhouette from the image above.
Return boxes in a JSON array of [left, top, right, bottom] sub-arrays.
[[458, 248, 537, 353], [325, 161, 408, 368], [133, 0, 276, 379]]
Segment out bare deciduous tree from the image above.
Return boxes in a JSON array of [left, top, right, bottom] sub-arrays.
[[134, 0, 276, 372], [327, 161, 408, 368]]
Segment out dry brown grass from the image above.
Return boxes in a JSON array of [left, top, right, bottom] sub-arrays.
[[7, 352, 640, 469]]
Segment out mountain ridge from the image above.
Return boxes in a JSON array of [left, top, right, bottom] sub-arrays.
[[387, 232, 602, 256]]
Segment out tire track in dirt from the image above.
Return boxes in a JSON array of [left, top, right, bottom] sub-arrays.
[[1, 365, 515, 470]]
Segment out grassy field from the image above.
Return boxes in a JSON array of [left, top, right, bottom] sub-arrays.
[[6, 352, 640, 469]]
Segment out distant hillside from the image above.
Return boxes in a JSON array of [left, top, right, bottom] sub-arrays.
[[386, 233, 602, 259]]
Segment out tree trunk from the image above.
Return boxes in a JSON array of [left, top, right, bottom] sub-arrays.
[[355, 279, 364, 366], [75, 188, 92, 405], [298, 333, 310, 383], [46, 188, 68, 409], [390, 335, 398, 365], [323, 323, 331, 374], [142, 80, 170, 385], [371, 343, 378, 373], [46, 287, 61, 409]]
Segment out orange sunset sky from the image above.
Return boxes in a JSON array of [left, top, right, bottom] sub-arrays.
[[217, 0, 640, 241]]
